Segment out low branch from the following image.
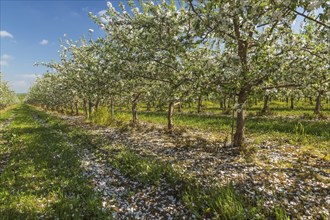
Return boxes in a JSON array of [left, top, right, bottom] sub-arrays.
[[262, 83, 302, 90], [292, 9, 330, 29]]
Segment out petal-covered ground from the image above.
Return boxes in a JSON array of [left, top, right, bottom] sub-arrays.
[[59, 114, 330, 219], [1, 105, 329, 219]]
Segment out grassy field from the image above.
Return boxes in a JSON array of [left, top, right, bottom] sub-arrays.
[[92, 103, 330, 162], [0, 105, 108, 219], [1, 104, 329, 219]]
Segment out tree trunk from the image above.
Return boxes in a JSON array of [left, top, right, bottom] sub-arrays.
[[309, 97, 313, 105], [223, 97, 227, 111], [290, 96, 294, 110], [83, 100, 88, 118], [132, 102, 138, 124], [132, 94, 140, 125], [233, 91, 248, 149], [197, 96, 202, 113], [95, 99, 99, 112], [286, 97, 289, 104], [177, 103, 182, 112], [75, 102, 79, 115], [110, 98, 114, 118], [146, 102, 151, 112], [167, 102, 174, 130], [314, 93, 322, 114], [88, 101, 93, 120], [261, 94, 269, 113]]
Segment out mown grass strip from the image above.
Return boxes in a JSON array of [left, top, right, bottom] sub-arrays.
[[0, 105, 108, 219]]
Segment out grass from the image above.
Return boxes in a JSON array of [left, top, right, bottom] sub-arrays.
[[96, 144, 268, 219], [7, 104, 327, 219], [0, 105, 109, 219], [0, 105, 17, 123], [88, 103, 330, 164], [95, 144, 298, 220], [109, 110, 330, 139], [30, 106, 271, 219]]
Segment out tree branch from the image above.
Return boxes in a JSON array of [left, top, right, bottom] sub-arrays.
[[291, 9, 330, 29]]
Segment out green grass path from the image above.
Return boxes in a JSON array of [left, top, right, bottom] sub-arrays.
[[0, 105, 107, 219]]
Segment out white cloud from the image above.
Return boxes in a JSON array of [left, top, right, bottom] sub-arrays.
[[0, 54, 13, 66], [0, 30, 14, 38], [1, 54, 12, 60], [39, 39, 48, 45], [19, 74, 39, 79], [0, 60, 8, 66], [71, 11, 80, 17]]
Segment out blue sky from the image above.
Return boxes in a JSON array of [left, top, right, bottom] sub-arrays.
[[0, 0, 115, 93]]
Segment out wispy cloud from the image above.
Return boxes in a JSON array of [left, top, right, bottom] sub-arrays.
[[0, 30, 14, 38], [19, 74, 39, 79], [71, 11, 80, 17], [98, 10, 110, 24], [1, 54, 12, 60], [39, 39, 48, 45], [0, 60, 8, 67], [0, 54, 13, 66]]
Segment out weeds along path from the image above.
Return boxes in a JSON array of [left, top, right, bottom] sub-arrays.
[[0, 105, 191, 219], [56, 112, 329, 219]]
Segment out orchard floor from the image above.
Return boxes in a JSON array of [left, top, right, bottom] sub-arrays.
[[0, 104, 329, 219]]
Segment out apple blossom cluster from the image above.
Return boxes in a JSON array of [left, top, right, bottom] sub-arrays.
[[0, 73, 19, 109]]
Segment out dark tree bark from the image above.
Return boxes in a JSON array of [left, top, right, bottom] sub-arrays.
[[197, 95, 202, 113], [132, 93, 141, 125], [261, 94, 269, 113], [177, 103, 182, 112], [227, 97, 231, 109], [290, 96, 294, 110], [95, 99, 99, 112], [75, 102, 79, 115], [88, 101, 93, 120], [314, 93, 322, 114], [146, 102, 151, 112], [309, 97, 313, 105], [223, 96, 227, 111]]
